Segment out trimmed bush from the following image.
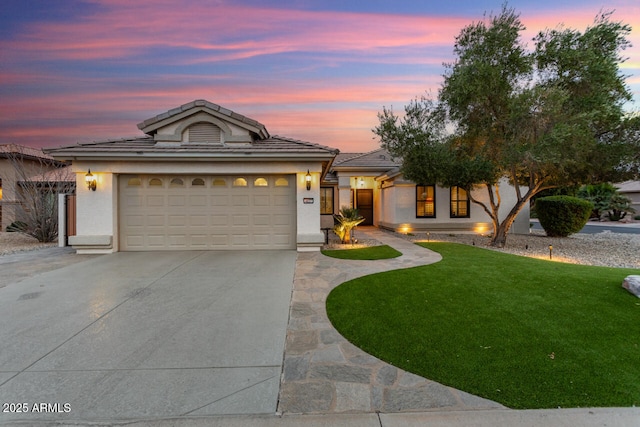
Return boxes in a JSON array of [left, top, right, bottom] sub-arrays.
[[535, 196, 593, 237]]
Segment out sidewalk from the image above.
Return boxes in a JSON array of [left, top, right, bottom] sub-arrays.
[[103, 408, 640, 427]]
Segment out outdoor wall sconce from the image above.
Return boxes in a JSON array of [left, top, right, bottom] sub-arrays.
[[85, 169, 97, 191], [305, 170, 311, 191]]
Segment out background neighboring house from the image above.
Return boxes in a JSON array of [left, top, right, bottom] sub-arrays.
[[616, 180, 640, 214], [322, 148, 530, 235], [0, 144, 70, 233]]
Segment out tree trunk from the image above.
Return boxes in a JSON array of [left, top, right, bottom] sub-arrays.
[[490, 219, 512, 248]]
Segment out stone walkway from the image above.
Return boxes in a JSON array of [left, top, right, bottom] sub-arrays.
[[277, 228, 505, 414]]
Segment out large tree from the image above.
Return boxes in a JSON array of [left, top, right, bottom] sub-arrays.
[[375, 6, 636, 247]]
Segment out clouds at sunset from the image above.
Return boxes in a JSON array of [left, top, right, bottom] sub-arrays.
[[1, 0, 639, 152]]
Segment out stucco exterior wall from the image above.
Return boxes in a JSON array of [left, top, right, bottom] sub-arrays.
[[377, 176, 530, 235]]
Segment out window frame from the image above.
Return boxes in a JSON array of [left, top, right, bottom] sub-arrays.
[[450, 186, 470, 218], [320, 186, 334, 215], [416, 185, 436, 218]]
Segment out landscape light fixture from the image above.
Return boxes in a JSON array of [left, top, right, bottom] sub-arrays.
[[549, 245, 553, 260], [305, 170, 311, 191], [85, 169, 97, 191]]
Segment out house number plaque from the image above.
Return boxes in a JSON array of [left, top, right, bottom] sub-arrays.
[[303, 198, 314, 204]]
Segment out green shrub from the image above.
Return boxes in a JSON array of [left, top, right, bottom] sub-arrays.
[[535, 196, 593, 237], [6, 221, 28, 232]]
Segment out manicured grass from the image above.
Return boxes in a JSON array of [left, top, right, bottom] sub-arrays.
[[321, 245, 402, 260], [326, 242, 640, 409]]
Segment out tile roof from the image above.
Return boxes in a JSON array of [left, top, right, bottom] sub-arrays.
[[332, 148, 400, 169], [0, 144, 55, 161], [137, 99, 268, 138], [45, 135, 338, 159]]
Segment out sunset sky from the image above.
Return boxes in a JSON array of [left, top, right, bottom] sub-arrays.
[[1, 0, 639, 153]]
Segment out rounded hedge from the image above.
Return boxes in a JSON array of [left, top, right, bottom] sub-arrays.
[[535, 196, 593, 237]]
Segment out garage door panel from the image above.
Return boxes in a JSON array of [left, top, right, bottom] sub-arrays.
[[126, 215, 145, 227], [273, 214, 292, 226], [189, 215, 208, 227], [168, 195, 186, 206], [210, 215, 228, 226], [274, 195, 289, 206], [120, 175, 296, 251], [254, 195, 270, 206], [253, 214, 270, 226], [168, 235, 188, 247], [126, 196, 143, 207], [232, 195, 249, 206], [189, 195, 207, 206], [211, 195, 228, 206], [233, 215, 249, 226], [211, 235, 230, 246], [147, 196, 165, 207], [147, 235, 166, 247], [169, 215, 187, 226], [147, 216, 165, 227]]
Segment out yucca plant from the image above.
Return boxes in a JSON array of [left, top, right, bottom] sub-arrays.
[[333, 207, 365, 244]]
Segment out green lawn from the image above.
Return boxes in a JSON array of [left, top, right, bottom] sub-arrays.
[[326, 242, 640, 409], [321, 244, 402, 260]]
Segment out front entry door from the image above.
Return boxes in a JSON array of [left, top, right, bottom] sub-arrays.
[[356, 189, 373, 226]]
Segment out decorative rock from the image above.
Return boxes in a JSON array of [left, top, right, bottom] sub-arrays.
[[309, 365, 372, 383], [278, 381, 334, 413], [622, 275, 640, 298], [283, 355, 310, 381]]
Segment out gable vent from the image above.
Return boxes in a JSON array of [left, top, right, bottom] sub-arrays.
[[188, 122, 222, 143]]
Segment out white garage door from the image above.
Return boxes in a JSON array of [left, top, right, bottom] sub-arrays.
[[119, 175, 296, 250]]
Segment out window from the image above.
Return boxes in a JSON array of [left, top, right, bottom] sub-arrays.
[[191, 178, 205, 186], [275, 177, 289, 187], [212, 178, 226, 187], [233, 177, 247, 187], [127, 178, 141, 187], [149, 178, 163, 187], [450, 186, 470, 217], [170, 178, 184, 187], [254, 177, 268, 187], [416, 185, 436, 218], [320, 187, 334, 215]]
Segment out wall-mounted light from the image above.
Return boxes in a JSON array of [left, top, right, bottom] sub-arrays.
[[305, 170, 311, 191], [85, 169, 97, 191]]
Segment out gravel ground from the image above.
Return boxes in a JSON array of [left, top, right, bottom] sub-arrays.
[[0, 232, 57, 255], [325, 227, 640, 269], [397, 229, 640, 269]]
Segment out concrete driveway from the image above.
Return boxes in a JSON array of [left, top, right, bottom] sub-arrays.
[[0, 250, 296, 422]]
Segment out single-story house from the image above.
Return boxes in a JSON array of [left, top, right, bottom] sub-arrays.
[[47, 100, 529, 254]]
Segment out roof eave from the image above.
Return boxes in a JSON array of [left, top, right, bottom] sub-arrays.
[[47, 151, 337, 162]]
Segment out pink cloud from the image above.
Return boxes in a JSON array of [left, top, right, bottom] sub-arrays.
[[2, 1, 466, 63]]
